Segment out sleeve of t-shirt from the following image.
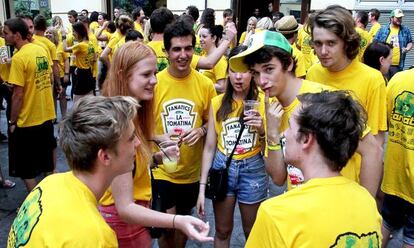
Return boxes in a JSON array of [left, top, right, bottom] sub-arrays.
[[204, 79, 217, 122], [214, 57, 228, 80], [295, 52, 307, 78], [8, 56, 25, 87], [245, 206, 287, 248], [71, 43, 80, 55], [366, 74, 387, 134]]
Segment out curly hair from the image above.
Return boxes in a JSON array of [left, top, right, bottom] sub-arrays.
[[309, 5, 360, 60]]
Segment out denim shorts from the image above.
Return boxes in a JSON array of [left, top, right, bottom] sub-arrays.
[[381, 193, 414, 245], [212, 150, 268, 204]]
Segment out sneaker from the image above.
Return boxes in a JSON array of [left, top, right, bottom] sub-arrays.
[[0, 132, 7, 142]]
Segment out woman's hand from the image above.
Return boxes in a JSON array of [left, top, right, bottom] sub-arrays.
[[243, 109, 264, 134], [196, 191, 206, 218], [175, 215, 213, 242]]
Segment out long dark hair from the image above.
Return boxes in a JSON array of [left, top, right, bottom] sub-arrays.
[[363, 41, 392, 71], [217, 46, 258, 122], [72, 22, 88, 40]]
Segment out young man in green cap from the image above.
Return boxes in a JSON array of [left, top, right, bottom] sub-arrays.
[[229, 30, 381, 196], [229, 30, 382, 247]]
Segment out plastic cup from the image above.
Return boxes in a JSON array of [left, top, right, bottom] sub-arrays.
[[0, 46, 8, 64], [159, 141, 178, 173], [243, 100, 259, 117]]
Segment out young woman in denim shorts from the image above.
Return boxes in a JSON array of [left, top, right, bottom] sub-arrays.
[[197, 46, 268, 247]]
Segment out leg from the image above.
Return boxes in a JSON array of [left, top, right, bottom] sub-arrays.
[[59, 86, 68, 119], [238, 202, 262, 239], [171, 181, 199, 248], [213, 196, 236, 248], [402, 204, 414, 248], [381, 194, 406, 248], [0, 168, 15, 188], [23, 178, 37, 192]]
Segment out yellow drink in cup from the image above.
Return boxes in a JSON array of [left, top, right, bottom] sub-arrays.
[[159, 140, 179, 173], [163, 157, 178, 173]]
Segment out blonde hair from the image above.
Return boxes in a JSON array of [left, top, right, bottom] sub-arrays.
[[246, 16, 258, 32], [102, 41, 155, 166], [46, 27, 59, 46], [256, 17, 273, 30], [59, 95, 139, 172]]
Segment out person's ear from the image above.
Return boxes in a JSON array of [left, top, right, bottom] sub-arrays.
[[288, 58, 294, 72], [379, 56, 385, 65], [302, 133, 314, 150], [97, 148, 111, 166]]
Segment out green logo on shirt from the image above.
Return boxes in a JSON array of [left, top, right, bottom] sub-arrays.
[[393, 91, 414, 117], [8, 188, 43, 248], [330, 232, 380, 248], [36, 56, 49, 72]]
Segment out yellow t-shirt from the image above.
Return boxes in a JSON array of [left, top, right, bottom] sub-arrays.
[[88, 33, 100, 78], [147, 40, 170, 72], [7, 172, 118, 248], [106, 31, 122, 62], [134, 22, 143, 34], [33, 34, 58, 61], [306, 59, 387, 135], [0, 37, 10, 82], [31, 38, 53, 67], [212, 93, 265, 160], [200, 56, 228, 84], [90, 21, 100, 34], [153, 68, 216, 183], [369, 22, 381, 39], [112, 37, 126, 56], [387, 26, 401, 66], [72, 41, 95, 69], [278, 80, 369, 187], [56, 43, 69, 78], [383, 68, 414, 204], [246, 176, 382, 248], [297, 26, 318, 72], [8, 43, 55, 127], [100, 153, 152, 205], [356, 27, 373, 62], [292, 45, 306, 77], [239, 31, 247, 45]]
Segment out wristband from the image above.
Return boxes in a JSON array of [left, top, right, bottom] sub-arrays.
[[64, 72, 69, 76], [267, 143, 281, 151], [172, 215, 177, 229]]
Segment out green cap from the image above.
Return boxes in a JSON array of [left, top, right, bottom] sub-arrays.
[[229, 30, 292, 72], [390, 9, 404, 18]]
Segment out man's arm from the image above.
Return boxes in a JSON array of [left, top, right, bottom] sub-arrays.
[[403, 42, 413, 54], [9, 85, 24, 132], [264, 93, 287, 186], [358, 132, 383, 197]]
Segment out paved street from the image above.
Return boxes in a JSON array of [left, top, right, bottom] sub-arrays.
[[0, 97, 405, 248]]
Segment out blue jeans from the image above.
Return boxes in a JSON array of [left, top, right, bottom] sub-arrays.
[[212, 150, 268, 204]]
